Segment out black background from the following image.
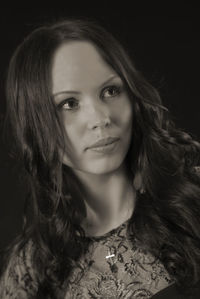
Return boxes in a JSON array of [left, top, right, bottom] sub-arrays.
[[0, 7, 199, 250]]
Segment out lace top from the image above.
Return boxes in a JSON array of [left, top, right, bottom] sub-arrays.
[[0, 217, 174, 299], [64, 218, 173, 298]]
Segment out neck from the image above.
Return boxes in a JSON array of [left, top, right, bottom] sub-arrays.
[[72, 163, 136, 234]]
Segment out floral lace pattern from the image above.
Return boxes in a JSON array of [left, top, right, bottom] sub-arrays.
[[64, 219, 173, 298]]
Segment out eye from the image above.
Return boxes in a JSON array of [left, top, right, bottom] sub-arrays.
[[57, 98, 79, 111], [102, 85, 122, 99]]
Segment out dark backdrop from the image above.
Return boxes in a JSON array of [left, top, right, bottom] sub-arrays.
[[0, 8, 199, 250]]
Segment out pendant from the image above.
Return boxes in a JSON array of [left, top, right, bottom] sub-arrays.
[[106, 250, 115, 259], [105, 250, 118, 273]]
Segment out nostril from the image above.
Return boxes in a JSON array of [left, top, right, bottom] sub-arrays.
[[88, 117, 111, 130]]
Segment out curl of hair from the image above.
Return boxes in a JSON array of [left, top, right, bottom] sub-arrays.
[[2, 18, 200, 297]]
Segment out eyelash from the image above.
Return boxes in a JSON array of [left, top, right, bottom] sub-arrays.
[[57, 84, 123, 111]]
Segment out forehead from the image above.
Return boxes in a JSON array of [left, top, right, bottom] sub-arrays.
[[51, 41, 117, 94]]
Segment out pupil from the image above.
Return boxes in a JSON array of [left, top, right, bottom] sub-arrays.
[[110, 87, 115, 95], [69, 100, 75, 107]]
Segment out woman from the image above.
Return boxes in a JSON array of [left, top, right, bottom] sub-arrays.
[[0, 17, 200, 298]]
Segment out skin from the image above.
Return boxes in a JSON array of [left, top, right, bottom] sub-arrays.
[[52, 41, 136, 236]]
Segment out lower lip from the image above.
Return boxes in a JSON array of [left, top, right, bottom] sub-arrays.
[[88, 140, 119, 154]]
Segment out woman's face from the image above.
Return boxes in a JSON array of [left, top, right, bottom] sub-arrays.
[[52, 41, 133, 175]]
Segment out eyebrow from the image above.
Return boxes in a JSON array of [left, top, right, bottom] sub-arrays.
[[52, 75, 121, 97]]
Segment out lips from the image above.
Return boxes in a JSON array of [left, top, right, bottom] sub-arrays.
[[86, 137, 120, 150]]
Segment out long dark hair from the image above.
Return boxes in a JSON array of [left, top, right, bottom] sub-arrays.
[[2, 17, 200, 297]]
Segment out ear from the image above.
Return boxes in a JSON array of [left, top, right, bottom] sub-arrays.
[[133, 171, 145, 194]]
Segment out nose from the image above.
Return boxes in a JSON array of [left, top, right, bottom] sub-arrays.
[[88, 118, 111, 130], [86, 101, 111, 130]]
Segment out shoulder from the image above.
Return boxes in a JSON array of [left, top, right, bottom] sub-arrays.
[[0, 239, 38, 298]]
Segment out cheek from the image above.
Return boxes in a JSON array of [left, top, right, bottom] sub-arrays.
[[62, 115, 83, 147], [123, 104, 133, 128], [112, 98, 133, 129], [64, 127, 82, 154], [57, 119, 83, 169], [60, 122, 83, 168]]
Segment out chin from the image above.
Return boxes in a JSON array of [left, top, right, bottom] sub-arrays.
[[62, 150, 129, 176], [83, 159, 124, 175]]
